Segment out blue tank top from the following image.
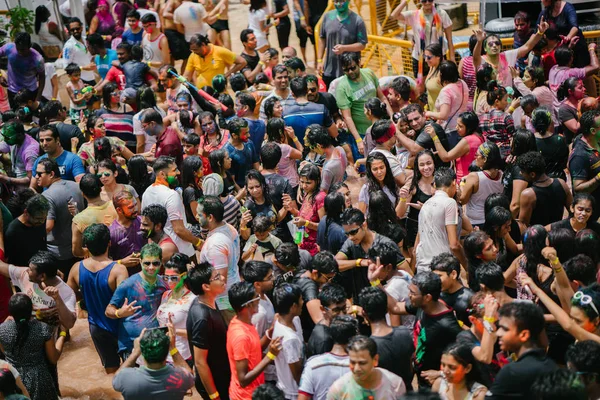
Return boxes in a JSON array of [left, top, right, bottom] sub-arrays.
[[79, 261, 118, 334]]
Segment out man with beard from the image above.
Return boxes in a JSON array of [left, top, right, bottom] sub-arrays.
[[197, 195, 241, 324], [63, 18, 96, 86], [67, 223, 129, 373], [141, 156, 201, 258], [109, 191, 144, 275], [140, 204, 179, 264], [38, 158, 84, 278], [224, 117, 260, 189], [140, 108, 183, 165]]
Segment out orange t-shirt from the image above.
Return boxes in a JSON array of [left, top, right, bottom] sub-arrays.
[[227, 316, 265, 399]]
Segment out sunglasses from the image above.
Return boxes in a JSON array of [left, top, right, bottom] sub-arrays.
[[573, 291, 599, 316], [344, 227, 361, 236], [142, 261, 161, 267], [424, 55, 434, 60], [487, 41, 501, 47], [163, 275, 181, 282], [320, 273, 337, 283], [342, 65, 358, 73], [421, 0, 434, 3], [97, 172, 112, 178]]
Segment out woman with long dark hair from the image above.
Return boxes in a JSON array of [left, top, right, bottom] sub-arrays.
[[503, 128, 537, 218], [181, 156, 204, 227], [133, 85, 166, 155], [79, 115, 134, 171], [0, 293, 66, 400], [127, 155, 154, 197], [240, 170, 278, 241], [317, 191, 347, 255], [95, 82, 135, 151], [34, 5, 63, 57], [483, 205, 518, 273], [358, 152, 400, 216], [532, 107, 568, 180], [363, 97, 390, 157], [464, 231, 498, 291], [367, 191, 403, 238], [479, 82, 517, 159], [288, 163, 325, 256], [97, 159, 139, 206], [209, 148, 239, 200], [474, 65, 495, 115], [248, 0, 275, 52], [548, 192, 600, 236], [423, 43, 444, 110], [557, 77, 585, 142], [266, 118, 302, 191], [398, 150, 435, 254]]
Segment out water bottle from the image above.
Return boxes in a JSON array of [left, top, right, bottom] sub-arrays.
[[294, 226, 305, 245]]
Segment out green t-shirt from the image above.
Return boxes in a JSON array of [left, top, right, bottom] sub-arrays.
[[335, 68, 379, 136]]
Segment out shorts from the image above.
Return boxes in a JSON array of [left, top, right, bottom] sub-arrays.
[[296, 25, 315, 48], [165, 29, 191, 60], [89, 323, 121, 369], [210, 19, 229, 33]]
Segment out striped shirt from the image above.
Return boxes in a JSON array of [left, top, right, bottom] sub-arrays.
[[95, 107, 135, 146]]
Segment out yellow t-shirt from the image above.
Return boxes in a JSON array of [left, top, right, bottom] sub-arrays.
[[185, 44, 236, 88], [72, 201, 118, 234]]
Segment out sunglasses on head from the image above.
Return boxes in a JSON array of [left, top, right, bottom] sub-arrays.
[[142, 261, 161, 267]]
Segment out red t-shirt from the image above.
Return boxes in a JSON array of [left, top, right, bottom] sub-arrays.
[[105, 66, 155, 90], [156, 126, 183, 166], [226, 316, 264, 399]]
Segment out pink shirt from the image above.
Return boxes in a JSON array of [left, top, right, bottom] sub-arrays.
[[277, 143, 299, 187], [456, 134, 484, 183], [548, 65, 586, 93]]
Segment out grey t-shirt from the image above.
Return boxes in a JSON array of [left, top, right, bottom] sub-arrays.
[[267, 248, 312, 279], [42, 180, 85, 260], [319, 10, 368, 78], [112, 365, 194, 399], [321, 147, 348, 192]]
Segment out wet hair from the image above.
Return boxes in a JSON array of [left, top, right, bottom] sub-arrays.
[[511, 128, 537, 156], [319, 283, 347, 307], [298, 163, 321, 202], [284, 57, 306, 73], [442, 342, 483, 388], [572, 192, 596, 213], [273, 283, 302, 315], [266, 117, 286, 142], [142, 204, 168, 228], [476, 65, 495, 91], [140, 327, 170, 363], [260, 141, 282, 170], [102, 82, 119, 106], [484, 193, 510, 216], [499, 297, 545, 340], [14, 32, 31, 48], [312, 251, 339, 275], [255, 72, 270, 85], [532, 370, 587, 400], [252, 383, 285, 400], [479, 141, 503, 170], [365, 152, 398, 199], [242, 260, 272, 283], [366, 191, 400, 234], [273, 243, 300, 269], [189, 33, 211, 47], [65, 63, 81, 76], [185, 261, 214, 295], [558, 77, 581, 101], [525, 67, 545, 88], [434, 167, 456, 189], [330, 315, 359, 345], [458, 111, 479, 136], [439, 61, 459, 84], [208, 148, 229, 175], [404, 103, 423, 116], [359, 286, 388, 322], [198, 195, 224, 223], [128, 155, 152, 196], [16, 107, 33, 124], [341, 207, 365, 227], [164, 253, 189, 275], [324, 191, 345, 229], [252, 215, 273, 233], [229, 281, 257, 312], [80, 173, 102, 198], [272, 64, 288, 79], [367, 240, 402, 267], [212, 75, 227, 94], [347, 335, 377, 358], [136, 85, 157, 110], [564, 255, 597, 287], [572, 283, 600, 320], [412, 271, 442, 301], [464, 231, 492, 291], [306, 124, 334, 148], [183, 133, 200, 147], [364, 98, 389, 119], [126, 9, 140, 19], [83, 223, 111, 256], [340, 52, 361, 69], [240, 28, 254, 43], [94, 137, 113, 164], [25, 194, 49, 219], [566, 340, 600, 376], [237, 92, 257, 114], [229, 73, 247, 93], [517, 151, 546, 176], [477, 262, 505, 291], [548, 228, 575, 262], [431, 252, 461, 277], [580, 110, 600, 138], [181, 156, 203, 190], [425, 43, 443, 58], [575, 229, 600, 266], [555, 45, 574, 67], [245, 169, 272, 207], [9, 293, 32, 350], [520, 94, 539, 111], [153, 156, 176, 174], [140, 242, 162, 261], [522, 225, 549, 286], [388, 76, 411, 101], [486, 81, 508, 106], [531, 107, 553, 133], [410, 149, 435, 194]]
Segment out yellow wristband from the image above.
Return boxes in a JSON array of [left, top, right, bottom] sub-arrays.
[[59, 331, 67, 337], [317, 59, 323, 63], [549, 257, 560, 266], [554, 266, 563, 274], [536, 30, 544, 36], [370, 279, 381, 287], [300, 16, 305, 20], [170, 347, 179, 356], [117, 259, 122, 264], [596, 172, 600, 181], [216, 13, 221, 18], [259, 61, 265, 66], [241, 226, 248, 231], [266, 352, 276, 360], [432, 135, 439, 142], [483, 316, 497, 324], [51, 97, 57, 101], [196, 238, 203, 247], [508, 107, 515, 113], [293, 137, 299, 142], [209, 392, 220, 400], [356, 258, 363, 267], [115, 309, 120, 318], [304, 220, 310, 228], [355, 137, 363, 143], [400, 197, 407, 203]]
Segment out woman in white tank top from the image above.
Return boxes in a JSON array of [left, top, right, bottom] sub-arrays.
[[460, 141, 504, 227]]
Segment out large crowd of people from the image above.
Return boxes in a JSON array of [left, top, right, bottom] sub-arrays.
[[0, 0, 600, 399]]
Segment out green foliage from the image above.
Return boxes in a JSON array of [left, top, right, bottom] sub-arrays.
[[6, 7, 35, 40]]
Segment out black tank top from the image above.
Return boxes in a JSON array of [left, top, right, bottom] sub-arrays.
[[530, 179, 566, 227], [408, 184, 433, 221]]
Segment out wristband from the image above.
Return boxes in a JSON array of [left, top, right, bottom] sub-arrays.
[[293, 137, 299, 142], [241, 226, 248, 231], [355, 137, 363, 143], [216, 13, 221, 18], [317, 59, 323, 63], [170, 347, 179, 356], [266, 352, 276, 360], [117, 259, 122, 264], [432, 135, 439, 142], [549, 257, 560, 266], [356, 258, 363, 267], [508, 106, 515, 113], [59, 331, 67, 337], [553, 266, 563, 274], [259, 61, 265, 66], [304, 220, 310, 228], [300, 16, 305, 20], [370, 279, 381, 287], [400, 197, 407, 203], [209, 392, 220, 400], [115, 309, 121, 318], [536, 30, 544, 36], [52, 97, 57, 101], [196, 238, 203, 247], [483, 316, 497, 324]]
